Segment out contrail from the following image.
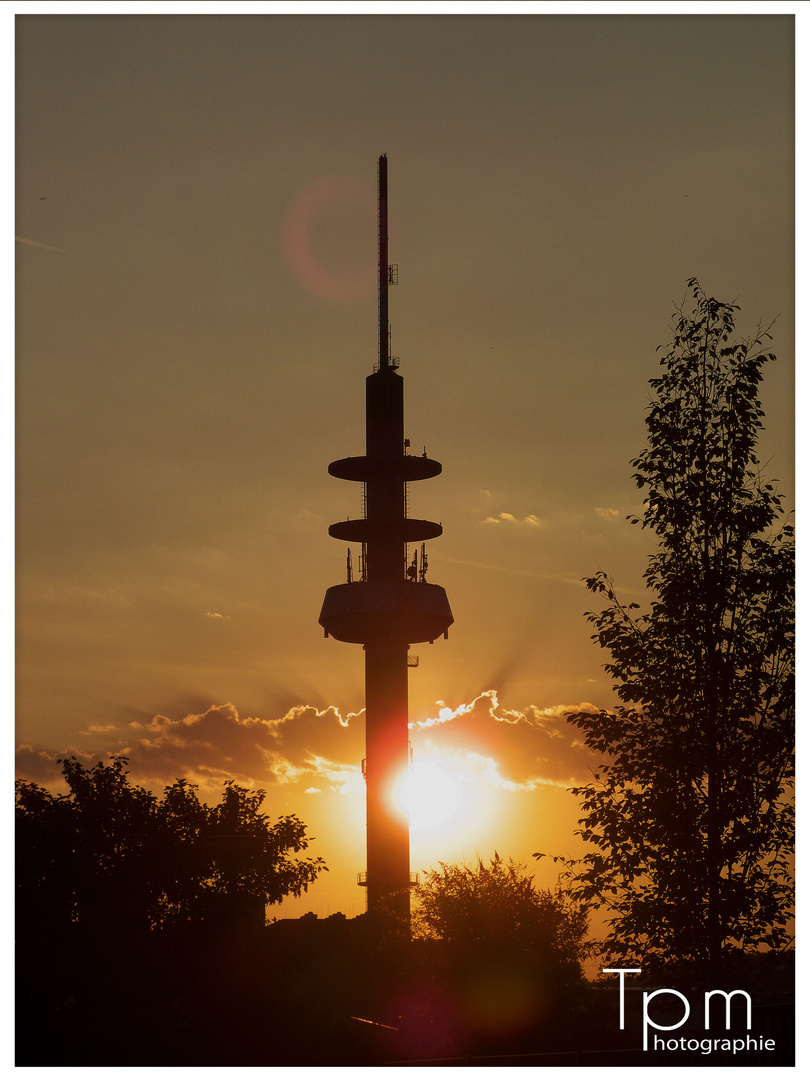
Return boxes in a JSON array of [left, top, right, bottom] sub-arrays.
[[431, 553, 583, 586], [16, 236, 73, 255]]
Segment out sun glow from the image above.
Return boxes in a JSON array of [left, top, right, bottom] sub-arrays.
[[398, 760, 463, 832]]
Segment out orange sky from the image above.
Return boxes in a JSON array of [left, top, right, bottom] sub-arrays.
[[15, 11, 794, 918]]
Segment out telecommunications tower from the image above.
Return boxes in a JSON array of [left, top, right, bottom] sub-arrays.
[[319, 155, 453, 921]]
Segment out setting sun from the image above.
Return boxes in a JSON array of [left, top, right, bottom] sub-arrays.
[[399, 760, 463, 832]]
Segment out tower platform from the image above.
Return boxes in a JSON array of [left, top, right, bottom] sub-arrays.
[[319, 580, 452, 645], [329, 454, 442, 482]]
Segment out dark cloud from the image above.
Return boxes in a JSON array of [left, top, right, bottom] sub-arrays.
[[412, 691, 600, 788], [16, 693, 599, 798], [15, 745, 91, 786], [121, 702, 367, 791], [16, 703, 367, 800]]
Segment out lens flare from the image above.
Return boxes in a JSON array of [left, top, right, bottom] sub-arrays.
[[281, 174, 375, 304]]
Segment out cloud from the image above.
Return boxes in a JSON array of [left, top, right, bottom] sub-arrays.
[[16, 702, 365, 798], [302, 755, 365, 795], [411, 691, 600, 788], [15, 745, 92, 785], [204, 611, 231, 620], [483, 512, 547, 528], [117, 702, 366, 790], [16, 694, 600, 800], [594, 507, 620, 522], [437, 749, 569, 793]]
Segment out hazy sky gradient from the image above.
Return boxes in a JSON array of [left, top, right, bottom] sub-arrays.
[[16, 12, 793, 916]]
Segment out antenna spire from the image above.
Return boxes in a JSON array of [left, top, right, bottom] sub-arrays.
[[378, 154, 389, 371]]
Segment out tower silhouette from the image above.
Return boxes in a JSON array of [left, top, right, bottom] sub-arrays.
[[319, 155, 453, 921]]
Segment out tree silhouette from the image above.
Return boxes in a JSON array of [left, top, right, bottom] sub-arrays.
[[16, 756, 326, 937], [413, 854, 586, 973], [566, 280, 794, 979], [408, 855, 588, 1054]]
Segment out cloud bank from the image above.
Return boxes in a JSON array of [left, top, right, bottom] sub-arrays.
[[411, 691, 599, 790], [16, 694, 600, 799]]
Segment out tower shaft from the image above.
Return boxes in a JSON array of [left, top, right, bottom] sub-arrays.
[[364, 643, 410, 916], [365, 367, 405, 581]]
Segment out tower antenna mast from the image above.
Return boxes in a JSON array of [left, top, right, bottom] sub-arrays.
[[378, 154, 389, 371]]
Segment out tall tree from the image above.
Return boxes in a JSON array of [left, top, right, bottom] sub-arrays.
[[566, 280, 794, 978]]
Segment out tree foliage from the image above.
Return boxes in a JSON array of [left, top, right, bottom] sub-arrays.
[[16, 756, 326, 936], [413, 854, 587, 974], [567, 280, 794, 976]]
